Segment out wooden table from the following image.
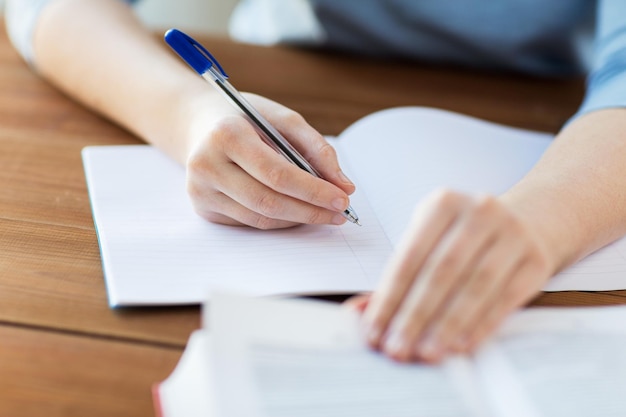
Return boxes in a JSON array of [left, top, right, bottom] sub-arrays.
[[1, 24, 626, 417]]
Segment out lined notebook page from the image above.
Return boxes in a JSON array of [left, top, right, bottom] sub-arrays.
[[334, 107, 553, 246], [334, 107, 626, 292], [83, 107, 626, 306], [82, 146, 391, 306]]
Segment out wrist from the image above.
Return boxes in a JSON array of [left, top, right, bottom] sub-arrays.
[[168, 83, 227, 164], [500, 186, 586, 275]]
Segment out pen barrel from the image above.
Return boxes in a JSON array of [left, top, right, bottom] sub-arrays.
[[202, 73, 322, 177], [202, 71, 360, 225]]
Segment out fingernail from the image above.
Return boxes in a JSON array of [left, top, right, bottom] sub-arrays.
[[332, 198, 348, 211], [384, 332, 405, 356], [364, 323, 383, 345], [332, 214, 346, 225], [419, 336, 439, 359], [338, 170, 353, 186]]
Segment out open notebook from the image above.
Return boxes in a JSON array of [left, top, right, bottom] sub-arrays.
[[154, 293, 626, 417], [82, 107, 626, 307]]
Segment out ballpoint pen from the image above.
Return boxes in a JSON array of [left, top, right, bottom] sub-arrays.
[[164, 29, 361, 226]]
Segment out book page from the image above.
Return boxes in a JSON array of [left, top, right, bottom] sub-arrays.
[[82, 146, 391, 306], [544, 238, 626, 291], [156, 330, 213, 417], [475, 307, 626, 417], [334, 106, 626, 291], [333, 107, 552, 246], [208, 293, 489, 417]]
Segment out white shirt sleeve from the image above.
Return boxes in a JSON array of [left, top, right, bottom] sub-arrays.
[[5, 0, 136, 66], [5, 0, 56, 65], [228, 0, 326, 46]]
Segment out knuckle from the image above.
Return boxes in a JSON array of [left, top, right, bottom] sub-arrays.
[[411, 189, 458, 222], [187, 186, 223, 224], [201, 211, 226, 225], [425, 189, 470, 219], [431, 188, 461, 207], [206, 115, 253, 157], [463, 195, 500, 233], [207, 116, 240, 147], [186, 151, 213, 177], [316, 141, 338, 161], [302, 182, 325, 205], [264, 165, 290, 190], [212, 114, 245, 138], [467, 269, 495, 297], [502, 213, 524, 236], [280, 109, 306, 125], [251, 215, 277, 230], [187, 181, 217, 209], [254, 192, 282, 218], [302, 208, 328, 224], [441, 314, 465, 336], [472, 194, 498, 218], [186, 180, 203, 201], [477, 262, 498, 283], [435, 251, 462, 276]]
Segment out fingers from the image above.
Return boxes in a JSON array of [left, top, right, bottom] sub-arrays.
[[361, 191, 474, 350], [225, 127, 350, 215], [190, 189, 300, 230], [361, 190, 553, 363], [247, 94, 356, 195], [343, 293, 372, 313], [462, 259, 548, 353], [186, 112, 351, 228], [369, 194, 502, 361], [189, 159, 347, 228], [412, 234, 527, 362]]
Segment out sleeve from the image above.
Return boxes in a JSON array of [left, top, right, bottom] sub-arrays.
[[5, 0, 55, 65], [576, 0, 626, 117], [229, 0, 325, 46], [5, 0, 138, 66]]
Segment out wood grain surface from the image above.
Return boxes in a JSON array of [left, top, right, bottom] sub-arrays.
[[1, 23, 624, 417]]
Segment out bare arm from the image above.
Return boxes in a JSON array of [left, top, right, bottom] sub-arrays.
[[503, 109, 626, 270], [34, 0, 201, 162], [29, 0, 355, 228], [359, 109, 626, 363], [358, 0, 626, 363]]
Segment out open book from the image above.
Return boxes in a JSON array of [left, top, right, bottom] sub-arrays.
[[82, 107, 626, 306], [154, 293, 626, 417]]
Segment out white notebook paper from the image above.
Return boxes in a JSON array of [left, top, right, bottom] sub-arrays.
[[82, 107, 626, 307]]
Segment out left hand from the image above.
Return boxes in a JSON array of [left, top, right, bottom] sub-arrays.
[[352, 189, 556, 363]]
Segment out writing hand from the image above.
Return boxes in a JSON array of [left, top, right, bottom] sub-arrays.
[[358, 189, 555, 362], [183, 93, 355, 229]]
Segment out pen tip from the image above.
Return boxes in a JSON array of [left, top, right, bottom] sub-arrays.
[[344, 208, 361, 226]]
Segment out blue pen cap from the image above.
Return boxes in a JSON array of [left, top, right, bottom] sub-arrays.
[[164, 29, 228, 78]]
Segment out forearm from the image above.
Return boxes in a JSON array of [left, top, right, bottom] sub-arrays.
[[33, 0, 211, 162], [502, 108, 626, 273]]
